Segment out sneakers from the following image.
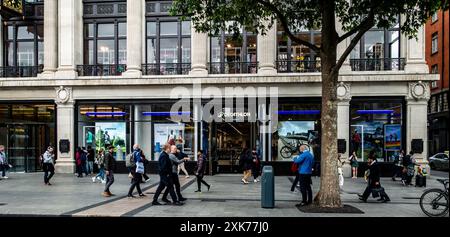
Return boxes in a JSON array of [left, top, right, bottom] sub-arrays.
[[173, 201, 184, 206], [102, 192, 111, 197], [127, 194, 136, 198], [195, 190, 202, 193], [92, 177, 96, 183], [2, 176, 8, 179], [241, 179, 249, 184], [101, 179, 106, 184], [139, 193, 147, 197], [254, 180, 258, 183]]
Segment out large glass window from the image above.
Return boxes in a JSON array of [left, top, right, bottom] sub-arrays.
[[276, 24, 321, 73], [350, 98, 404, 162], [271, 101, 321, 162], [83, 21, 126, 67], [144, 19, 191, 75], [209, 26, 258, 74], [3, 23, 44, 75]]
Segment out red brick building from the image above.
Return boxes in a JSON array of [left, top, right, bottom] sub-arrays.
[[426, 9, 449, 156]]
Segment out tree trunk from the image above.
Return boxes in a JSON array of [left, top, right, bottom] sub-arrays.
[[314, 0, 342, 208]]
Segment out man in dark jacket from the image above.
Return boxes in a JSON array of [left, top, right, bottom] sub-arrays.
[[195, 150, 210, 192], [152, 144, 182, 206], [402, 151, 415, 186], [162, 145, 189, 202], [359, 156, 390, 203], [103, 146, 116, 197]]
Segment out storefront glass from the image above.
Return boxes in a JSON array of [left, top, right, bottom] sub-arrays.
[[350, 98, 404, 162], [0, 103, 56, 172]]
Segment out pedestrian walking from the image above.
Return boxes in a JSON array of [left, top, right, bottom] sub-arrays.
[[294, 145, 315, 207], [358, 155, 390, 203], [338, 154, 344, 189], [0, 145, 11, 179], [81, 147, 89, 176], [103, 146, 116, 197], [75, 147, 83, 178], [87, 146, 95, 175], [152, 143, 182, 206], [42, 146, 55, 185], [240, 148, 252, 184], [177, 144, 190, 178], [195, 150, 211, 193], [349, 150, 359, 179], [127, 144, 146, 198], [162, 145, 189, 202], [402, 151, 415, 186], [392, 149, 404, 181], [92, 148, 106, 183], [251, 148, 261, 183]]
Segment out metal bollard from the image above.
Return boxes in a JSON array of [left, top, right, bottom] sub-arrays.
[[261, 165, 275, 208]]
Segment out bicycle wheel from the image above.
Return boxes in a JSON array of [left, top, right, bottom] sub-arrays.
[[419, 189, 449, 217], [280, 146, 293, 159]]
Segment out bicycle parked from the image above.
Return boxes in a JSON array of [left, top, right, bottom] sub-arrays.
[[419, 178, 449, 217]]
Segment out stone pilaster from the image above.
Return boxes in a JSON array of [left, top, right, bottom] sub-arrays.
[[55, 0, 83, 79], [123, 0, 143, 78], [336, 82, 352, 177], [39, 0, 58, 78], [257, 20, 277, 75], [404, 25, 429, 73], [55, 86, 76, 173], [189, 23, 208, 76]]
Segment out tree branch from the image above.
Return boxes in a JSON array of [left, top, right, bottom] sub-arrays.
[[337, 15, 373, 43], [255, 0, 320, 53]]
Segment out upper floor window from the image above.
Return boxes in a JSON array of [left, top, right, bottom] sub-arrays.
[[277, 23, 321, 73], [79, 0, 127, 76], [144, 19, 191, 75], [431, 12, 438, 23], [431, 64, 438, 88], [431, 33, 438, 54], [209, 24, 258, 74]]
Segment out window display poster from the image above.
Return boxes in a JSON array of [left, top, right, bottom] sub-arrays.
[[355, 121, 384, 161], [154, 123, 185, 153], [95, 122, 126, 160], [276, 121, 317, 161], [384, 124, 401, 151], [83, 126, 96, 148]]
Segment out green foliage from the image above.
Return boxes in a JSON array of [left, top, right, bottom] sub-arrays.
[[171, 0, 448, 42]]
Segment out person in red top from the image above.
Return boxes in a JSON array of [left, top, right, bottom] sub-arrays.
[[75, 147, 83, 177]]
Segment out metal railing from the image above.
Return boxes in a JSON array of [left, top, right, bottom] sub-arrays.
[[76, 64, 126, 76], [142, 63, 191, 75], [0, 65, 44, 77], [350, 58, 406, 71], [208, 62, 258, 74], [276, 60, 321, 73]]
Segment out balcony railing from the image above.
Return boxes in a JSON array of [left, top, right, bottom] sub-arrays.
[[208, 62, 258, 74], [350, 58, 405, 71], [76, 64, 126, 76], [142, 63, 191, 75], [276, 60, 321, 73], [0, 65, 44, 78]]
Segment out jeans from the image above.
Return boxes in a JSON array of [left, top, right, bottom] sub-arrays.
[[196, 174, 210, 191], [104, 171, 114, 193], [87, 161, 94, 174], [291, 173, 300, 191], [43, 163, 55, 184], [128, 171, 143, 195], [163, 173, 183, 200], [95, 167, 105, 180], [1, 164, 7, 177], [153, 174, 177, 202], [299, 174, 313, 203]]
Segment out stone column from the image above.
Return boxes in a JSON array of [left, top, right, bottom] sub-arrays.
[[55, 87, 75, 173], [336, 82, 352, 177], [39, 0, 58, 78], [123, 0, 143, 78], [406, 81, 430, 165], [189, 23, 208, 76], [404, 25, 428, 73], [55, 0, 83, 79], [336, 18, 352, 73], [257, 20, 277, 75]]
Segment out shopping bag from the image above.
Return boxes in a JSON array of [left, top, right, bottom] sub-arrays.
[[136, 161, 144, 174]]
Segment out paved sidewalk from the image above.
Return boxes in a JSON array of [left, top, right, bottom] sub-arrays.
[[0, 172, 448, 217]]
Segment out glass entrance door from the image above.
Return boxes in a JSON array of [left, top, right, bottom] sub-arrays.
[[0, 124, 49, 172]]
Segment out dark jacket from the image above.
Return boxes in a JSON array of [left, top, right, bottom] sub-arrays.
[[403, 154, 412, 167], [104, 152, 116, 171], [87, 148, 95, 161], [158, 151, 172, 176], [196, 154, 206, 174], [240, 150, 253, 170], [367, 160, 381, 187]]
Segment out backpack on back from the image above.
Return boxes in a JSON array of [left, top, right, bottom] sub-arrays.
[[126, 152, 136, 168]]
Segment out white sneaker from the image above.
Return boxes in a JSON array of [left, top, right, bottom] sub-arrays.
[[3, 176, 8, 179], [101, 180, 106, 184], [254, 180, 258, 183], [92, 177, 96, 183]]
